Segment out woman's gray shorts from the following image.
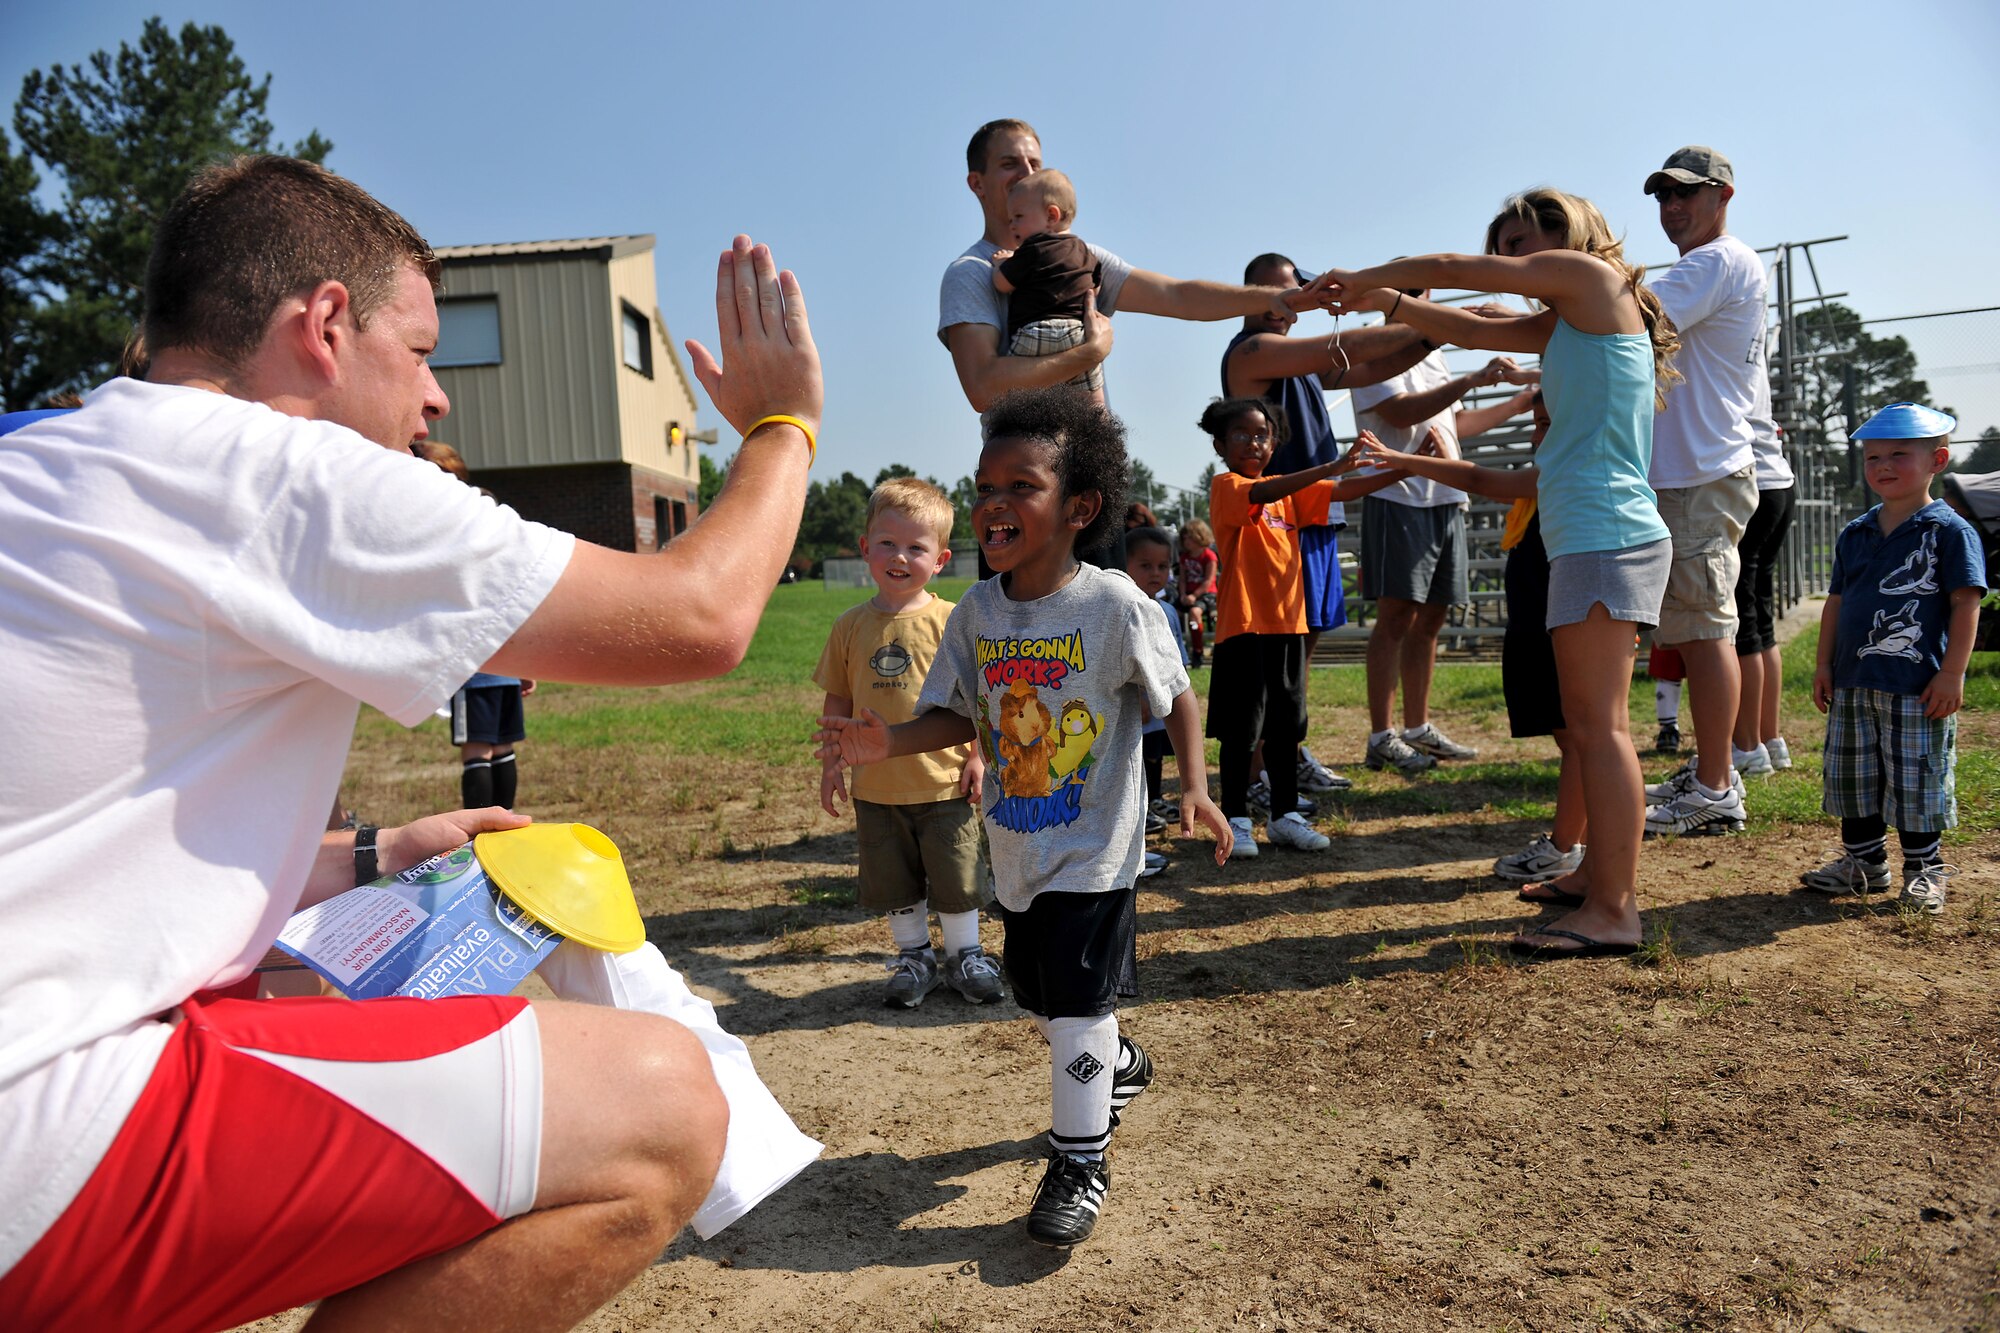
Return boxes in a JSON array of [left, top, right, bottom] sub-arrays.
[[1547, 538, 1671, 630]]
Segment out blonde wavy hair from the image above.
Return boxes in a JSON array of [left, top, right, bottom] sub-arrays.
[[1484, 188, 1681, 408]]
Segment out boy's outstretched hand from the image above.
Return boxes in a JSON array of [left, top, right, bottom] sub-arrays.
[[816, 708, 891, 771], [1181, 789, 1234, 865], [819, 761, 849, 819]]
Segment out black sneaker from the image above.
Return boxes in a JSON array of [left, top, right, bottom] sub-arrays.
[[1143, 808, 1166, 836], [1026, 1152, 1110, 1247], [1107, 1038, 1153, 1129], [1652, 721, 1682, 755]]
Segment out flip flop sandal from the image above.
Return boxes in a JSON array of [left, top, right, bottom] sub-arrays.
[[1518, 885, 1585, 907], [1508, 927, 1639, 961]]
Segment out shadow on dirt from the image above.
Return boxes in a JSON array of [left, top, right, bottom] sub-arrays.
[[661, 1135, 1079, 1286]]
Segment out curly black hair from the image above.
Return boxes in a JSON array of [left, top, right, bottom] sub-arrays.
[[1197, 396, 1288, 459], [982, 387, 1129, 553]]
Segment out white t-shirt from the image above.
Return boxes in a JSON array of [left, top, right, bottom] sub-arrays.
[[0, 379, 574, 1271], [1748, 335, 1794, 490], [1649, 234, 1767, 489], [1349, 350, 1469, 508]]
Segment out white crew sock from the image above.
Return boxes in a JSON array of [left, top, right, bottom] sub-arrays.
[[886, 902, 931, 951], [1045, 1012, 1119, 1160], [536, 940, 822, 1237], [1654, 679, 1681, 723], [1369, 729, 1394, 746], [937, 908, 982, 957]]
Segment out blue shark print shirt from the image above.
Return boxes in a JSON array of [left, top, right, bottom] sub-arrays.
[[1829, 500, 1986, 694]]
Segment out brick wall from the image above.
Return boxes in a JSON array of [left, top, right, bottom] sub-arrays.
[[475, 462, 695, 551]]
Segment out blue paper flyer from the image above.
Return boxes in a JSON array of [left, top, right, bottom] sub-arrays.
[[276, 843, 563, 999]]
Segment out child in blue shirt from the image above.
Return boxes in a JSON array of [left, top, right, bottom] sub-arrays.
[[1802, 403, 1986, 913]]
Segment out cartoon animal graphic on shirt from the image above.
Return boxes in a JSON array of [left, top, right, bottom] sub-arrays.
[[994, 678, 1055, 798], [1857, 599, 1925, 662], [1878, 527, 1939, 596], [1049, 698, 1102, 785]]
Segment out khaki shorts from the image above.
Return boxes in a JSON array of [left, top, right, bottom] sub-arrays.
[[1654, 467, 1757, 644], [854, 797, 991, 914]]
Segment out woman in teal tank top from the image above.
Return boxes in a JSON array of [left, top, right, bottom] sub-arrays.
[[1321, 188, 1680, 961]]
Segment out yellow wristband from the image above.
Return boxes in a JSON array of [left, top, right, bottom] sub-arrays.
[[746, 414, 816, 467]]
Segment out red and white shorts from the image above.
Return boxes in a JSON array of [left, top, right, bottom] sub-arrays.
[[0, 993, 542, 1333]]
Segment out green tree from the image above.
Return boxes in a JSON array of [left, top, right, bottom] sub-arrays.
[[948, 475, 976, 540], [3, 18, 331, 407], [795, 470, 871, 565], [1954, 425, 2000, 476], [698, 450, 729, 510]]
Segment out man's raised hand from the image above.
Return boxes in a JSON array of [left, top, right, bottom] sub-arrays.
[[1280, 270, 1341, 315], [684, 235, 823, 440]]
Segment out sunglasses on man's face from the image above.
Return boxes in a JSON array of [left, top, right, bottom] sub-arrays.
[[1652, 182, 1716, 201]]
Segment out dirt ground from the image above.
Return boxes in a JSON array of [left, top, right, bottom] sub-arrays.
[[250, 699, 1999, 1333]]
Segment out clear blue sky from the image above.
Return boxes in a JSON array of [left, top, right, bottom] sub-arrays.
[[6, 1, 1999, 489]]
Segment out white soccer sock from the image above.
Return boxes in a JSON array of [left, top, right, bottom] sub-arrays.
[[1045, 1013, 1119, 1160], [535, 940, 822, 1237], [937, 908, 981, 957], [1654, 680, 1682, 723], [886, 902, 931, 951]]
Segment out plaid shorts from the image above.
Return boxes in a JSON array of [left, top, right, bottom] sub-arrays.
[[1009, 318, 1104, 391], [1821, 687, 1957, 829]]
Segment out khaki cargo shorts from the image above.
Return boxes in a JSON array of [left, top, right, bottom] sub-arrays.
[[1654, 466, 1757, 645]]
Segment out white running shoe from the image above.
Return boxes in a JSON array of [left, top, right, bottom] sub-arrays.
[[1403, 722, 1477, 761], [1493, 834, 1585, 883], [1646, 756, 1745, 805], [1227, 815, 1259, 859], [1798, 851, 1891, 895], [1266, 811, 1330, 851], [1295, 745, 1353, 792], [1366, 732, 1436, 774], [1733, 743, 1774, 777], [1765, 736, 1793, 771], [1899, 862, 1954, 915], [1644, 780, 1746, 838]]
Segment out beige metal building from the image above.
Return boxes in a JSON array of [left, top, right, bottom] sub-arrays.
[[428, 235, 702, 551]]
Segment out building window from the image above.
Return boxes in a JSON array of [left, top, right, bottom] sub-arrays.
[[654, 496, 671, 548], [433, 297, 502, 367], [621, 304, 652, 377]]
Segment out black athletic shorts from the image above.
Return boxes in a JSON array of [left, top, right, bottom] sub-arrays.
[[1203, 632, 1306, 749], [455, 684, 526, 745], [998, 887, 1139, 1019]]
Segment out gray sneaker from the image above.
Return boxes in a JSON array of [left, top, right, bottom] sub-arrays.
[[884, 947, 942, 1008], [1366, 732, 1435, 774], [1798, 851, 1891, 896], [1403, 723, 1477, 761], [1247, 777, 1316, 819], [1646, 757, 1745, 806], [1899, 862, 1954, 916], [1643, 780, 1746, 838], [1493, 834, 1585, 883], [1295, 745, 1353, 792], [943, 945, 1005, 1003]]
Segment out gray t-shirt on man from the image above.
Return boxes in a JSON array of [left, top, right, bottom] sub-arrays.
[[918, 564, 1186, 911], [937, 237, 1133, 346]]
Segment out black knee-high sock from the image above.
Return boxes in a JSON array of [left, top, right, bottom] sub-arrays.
[[462, 758, 494, 808], [1840, 815, 1888, 865], [1897, 828, 1942, 872], [491, 751, 518, 809]]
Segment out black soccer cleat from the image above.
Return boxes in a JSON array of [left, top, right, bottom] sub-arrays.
[[1026, 1152, 1110, 1247], [1107, 1037, 1153, 1130]]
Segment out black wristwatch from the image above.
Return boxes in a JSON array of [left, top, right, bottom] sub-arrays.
[[353, 824, 380, 886]]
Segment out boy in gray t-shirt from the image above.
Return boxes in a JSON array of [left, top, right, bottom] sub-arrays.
[[818, 388, 1230, 1249]]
